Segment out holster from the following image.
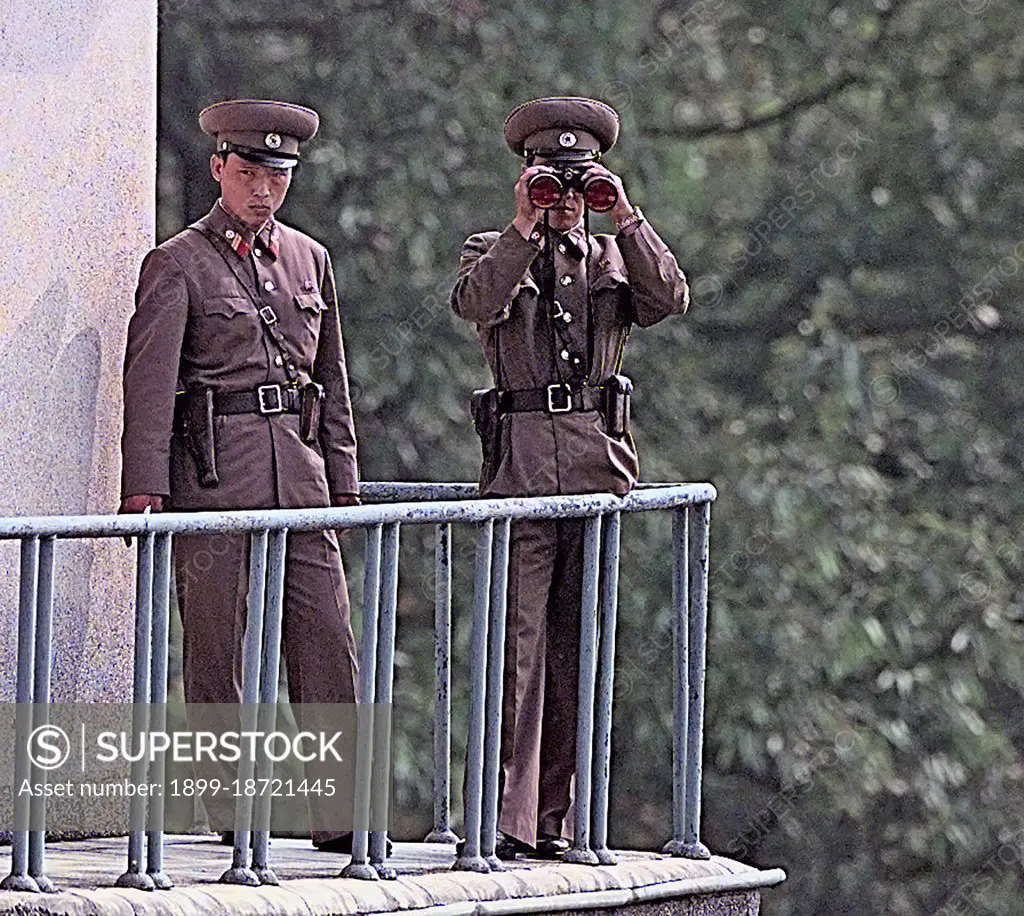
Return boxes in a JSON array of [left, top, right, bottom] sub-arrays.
[[602, 374, 633, 439], [177, 386, 219, 487], [470, 387, 503, 488], [299, 382, 325, 444]]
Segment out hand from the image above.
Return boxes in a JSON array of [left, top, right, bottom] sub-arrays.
[[511, 165, 553, 240], [581, 163, 633, 223], [330, 493, 360, 540], [118, 495, 163, 547], [119, 495, 164, 514]]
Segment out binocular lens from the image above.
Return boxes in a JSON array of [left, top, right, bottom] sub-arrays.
[[526, 171, 619, 213], [527, 174, 564, 209], [582, 177, 617, 213]]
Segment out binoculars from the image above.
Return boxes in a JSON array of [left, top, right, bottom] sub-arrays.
[[527, 165, 618, 212]]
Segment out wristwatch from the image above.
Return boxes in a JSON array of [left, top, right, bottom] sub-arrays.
[[615, 207, 645, 234]]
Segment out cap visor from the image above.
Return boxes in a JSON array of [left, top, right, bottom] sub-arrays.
[[230, 148, 299, 169], [527, 149, 598, 163]]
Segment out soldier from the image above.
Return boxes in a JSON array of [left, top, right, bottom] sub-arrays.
[[451, 97, 689, 859], [119, 99, 361, 853]]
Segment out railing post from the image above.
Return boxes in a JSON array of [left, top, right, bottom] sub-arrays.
[[342, 524, 382, 881], [2, 538, 41, 893], [481, 516, 510, 870], [117, 533, 157, 890], [683, 501, 712, 859], [251, 528, 287, 886], [145, 532, 174, 889], [453, 519, 493, 873], [27, 536, 57, 893], [424, 522, 459, 845], [591, 511, 621, 865], [565, 514, 602, 866], [369, 522, 400, 879], [219, 531, 268, 887], [664, 509, 689, 857]]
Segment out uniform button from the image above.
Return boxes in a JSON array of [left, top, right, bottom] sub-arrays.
[[274, 355, 283, 366], [530, 230, 542, 241], [561, 275, 574, 286], [560, 349, 570, 361], [557, 243, 567, 254], [225, 229, 235, 239], [254, 248, 262, 257], [563, 312, 573, 323], [264, 280, 276, 292], [288, 363, 296, 371]]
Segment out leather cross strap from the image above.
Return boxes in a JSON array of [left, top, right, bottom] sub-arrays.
[[188, 220, 306, 386], [498, 384, 603, 415]]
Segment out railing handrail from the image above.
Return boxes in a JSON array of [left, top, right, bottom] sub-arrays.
[[1, 480, 717, 888], [0, 482, 717, 539]]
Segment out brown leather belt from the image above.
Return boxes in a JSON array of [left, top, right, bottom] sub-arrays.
[[498, 384, 602, 415], [214, 384, 301, 416]]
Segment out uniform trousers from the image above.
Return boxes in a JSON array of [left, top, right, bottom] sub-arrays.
[[173, 529, 358, 842], [498, 518, 583, 847]]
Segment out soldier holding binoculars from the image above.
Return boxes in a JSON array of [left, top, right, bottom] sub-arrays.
[[451, 97, 690, 860]]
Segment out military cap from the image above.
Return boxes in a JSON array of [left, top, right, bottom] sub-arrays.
[[199, 99, 320, 169], [504, 96, 619, 159]]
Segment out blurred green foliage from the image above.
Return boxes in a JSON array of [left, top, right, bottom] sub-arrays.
[[157, 1, 1024, 912]]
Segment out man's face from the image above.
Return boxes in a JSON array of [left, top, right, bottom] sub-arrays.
[[211, 153, 292, 229], [530, 156, 586, 234]]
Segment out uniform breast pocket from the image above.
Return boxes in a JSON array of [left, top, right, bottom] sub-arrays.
[[294, 292, 327, 316], [592, 269, 629, 295], [591, 270, 631, 326], [514, 274, 540, 299], [196, 295, 256, 361], [293, 292, 328, 352], [202, 295, 250, 320]]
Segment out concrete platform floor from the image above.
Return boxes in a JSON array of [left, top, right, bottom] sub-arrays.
[[0, 836, 786, 915]]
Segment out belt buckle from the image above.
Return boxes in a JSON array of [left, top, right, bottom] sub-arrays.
[[258, 305, 278, 326], [257, 384, 284, 414], [547, 383, 573, 413]]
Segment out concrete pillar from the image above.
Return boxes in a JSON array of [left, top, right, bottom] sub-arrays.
[[0, 1, 156, 702]]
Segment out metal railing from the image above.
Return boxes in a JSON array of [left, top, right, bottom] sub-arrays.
[[0, 481, 716, 890]]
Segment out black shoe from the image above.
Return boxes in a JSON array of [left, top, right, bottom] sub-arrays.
[[535, 836, 570, 859], [495, 831, 534, 861], [219, 831, 262, 848], [455, 831, 531, 861], [313, 832, 352, 854], [314, 832, 393, 857]]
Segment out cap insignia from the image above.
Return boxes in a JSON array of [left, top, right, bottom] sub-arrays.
[[265, 133, 282, 149], [559, 131, 578, 148]]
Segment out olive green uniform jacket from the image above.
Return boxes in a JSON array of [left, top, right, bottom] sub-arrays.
[[451, 219, 688, 497], [121, 202, 358, 509]]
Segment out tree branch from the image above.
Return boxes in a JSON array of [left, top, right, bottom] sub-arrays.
[[642, 71, 863, 141], [641, 0, 912, 141]]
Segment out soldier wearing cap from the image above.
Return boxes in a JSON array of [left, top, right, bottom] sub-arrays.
[[451, 97, 689, 859], [119, 100, 361, 852]]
